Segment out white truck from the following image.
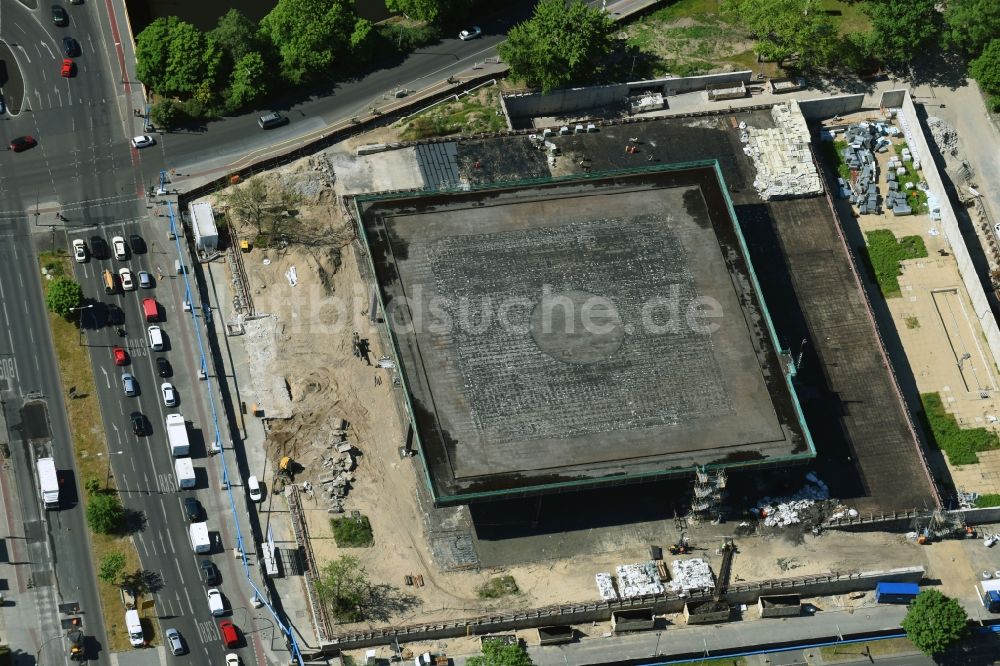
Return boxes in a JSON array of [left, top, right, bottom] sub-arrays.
[[189, 522, 211, 553], [174, 458, 196, 489], [165, 413, 189, 457], [36, 457, 59, 510]]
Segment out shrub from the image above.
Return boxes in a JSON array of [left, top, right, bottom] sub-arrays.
[[864, 229, 927, 298], [477, 575, 519, 599], [331, 514, 373, 547], [975, 493, 1000, 508], [86, 492, 125, 534]]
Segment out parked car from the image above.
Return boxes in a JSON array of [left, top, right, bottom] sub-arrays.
[[184, 497, 202, 522], [9, 136, 37, 152], [161, 382, 177, 407], [226, 654, 240, 666], [72, 238, 87, 262], [165, 628, 185, 656], [111, 236, 127, 260], [52, 4, 68, 25], [207, 589, 225, 616], [119, 267, 134, 290], [121, 373, 137, 397], [247, 476, 262, 502], [131, 135, 155, 149], [113, 346, 128, 366], [218, 620, 238, 648], [138, 270, 152, 288], [156, 356, 172, 378], [200, 560, 220, 586], [458, 26, 482, 40]]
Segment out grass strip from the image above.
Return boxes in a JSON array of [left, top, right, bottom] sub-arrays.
[[819, 637, 917, 662], [921, 392, 1000, 465], [40, 251, 156, 650], [864, 229, 927, 298]]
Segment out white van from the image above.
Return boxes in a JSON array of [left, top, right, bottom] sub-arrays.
[[125, 609, 144, 647], [147, 325, 164, 351]]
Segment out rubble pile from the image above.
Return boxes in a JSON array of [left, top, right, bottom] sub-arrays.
[[754, 473, 834, 527], [669, 558, 715, 593], [595, 573, 618, 601], [926, 116, 958, 157], [315, 422, 357, 513], [615, 561, 665, 599]]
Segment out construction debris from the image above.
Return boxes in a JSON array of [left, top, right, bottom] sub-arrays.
[[669, 558, 715, 594], [595, 572, 617, 601], [615, 561, 664, 599], [754, 473, 833, 527], [926, 116, 958, 157]]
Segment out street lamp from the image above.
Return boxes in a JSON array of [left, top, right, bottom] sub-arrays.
[[103, 450, 125, 489], [35, 632, 65, 665], [71, 304, 95, 345]]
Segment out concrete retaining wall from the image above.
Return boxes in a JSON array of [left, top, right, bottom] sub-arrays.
[[501, 72, 753, 120], [798, 94, 866, 120], [318, 567, 923, 651], [898, 92, 1000, 385]]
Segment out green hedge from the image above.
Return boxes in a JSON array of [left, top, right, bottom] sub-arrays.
[[975, 493, 1000, 508], [865, 229, 927, 298], [921, 392, 999, 465], [330, 515, 373, 547]]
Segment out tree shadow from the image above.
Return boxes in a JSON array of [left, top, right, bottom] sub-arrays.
[[120, 507, 148, 535], [122, 568, 164, 595], [364, 584, 419, 623], [907, 50, 970, 91]]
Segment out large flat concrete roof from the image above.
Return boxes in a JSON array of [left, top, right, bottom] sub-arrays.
[[357, 165, 813, 504]]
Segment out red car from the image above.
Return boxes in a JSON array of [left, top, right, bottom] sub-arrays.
[[218, 620, 238, 648], [61, 58, 74, 77], [113, 346, 128, 366], [9, 136, 36, 152]]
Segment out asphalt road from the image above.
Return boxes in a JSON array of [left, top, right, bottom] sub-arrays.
[[0, 231, 110, 664]]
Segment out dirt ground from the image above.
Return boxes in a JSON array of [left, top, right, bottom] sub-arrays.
[[212, 147, 964, 638]]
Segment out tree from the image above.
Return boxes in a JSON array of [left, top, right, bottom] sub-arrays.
[[98, 551, 126, 585], [227, 52, 270, 109], [723, 0, 842, 70], [210, 9, 261, 64], [135, 17, 174, 91], [314, 555, 370, 622], [466, 641, 534, 666], [901, 589, 967, 655], [259, 0, 361, 85], [384, 0, 473, 24], [860, 0, 941, 66], [943, 0, 1000, 57], [135, 16, 214, 95], [86, 493, 125, 534], [46, 277, 83, 319], [971, 39, 1000, 109], [164, 20, 208, 95], [498, 0, 616, 93], [150, 99, 184, 130]]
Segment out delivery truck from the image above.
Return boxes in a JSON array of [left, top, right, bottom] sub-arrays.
[[189, 522, 211, 553], [36, 457, 60, 509], [165, 413, 190, 457], [125, 609, 144, 647], [174, 458, 196, 489]]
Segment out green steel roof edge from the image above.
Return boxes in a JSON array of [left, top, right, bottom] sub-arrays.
[[353, 160, 817, 505]]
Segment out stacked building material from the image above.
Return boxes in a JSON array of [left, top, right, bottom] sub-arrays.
[[669, 558, 715, 593], [754, 473, 831, 527], [742, 100, 822, 200], [615, 561, 665, 599], [596, 572, 618, 601]]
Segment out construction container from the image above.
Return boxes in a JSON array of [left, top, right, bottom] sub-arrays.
[[874, 582, 919, 604]]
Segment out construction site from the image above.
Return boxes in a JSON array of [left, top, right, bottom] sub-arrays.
[[189, 85, 1000, 660]]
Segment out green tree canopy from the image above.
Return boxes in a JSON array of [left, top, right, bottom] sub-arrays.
[[944, 0, 1000, 57], [45, 277, 83, 319], [385, 0, 473, 25], [135, 17, 213, 95], [86, 493, 125, 534], [210, 9, 261, 65], [150, 99, 184, 130], [860, 0, 941, 66], [498, 0, 616, 94], [901, 589, 968, 655], [135, 17, 174, 91], [971, 39, 1000, 93], [227, 52, 270, 109], [98, 551, 126, 584], [723, 0, 842, 69], [259, 0, 362, 85], [466, 641, 534, 666], [314, 555, 370, 622]]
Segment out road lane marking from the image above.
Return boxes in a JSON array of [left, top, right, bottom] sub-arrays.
[[183, 587, 193, 614], [100, 366, 110, 389]]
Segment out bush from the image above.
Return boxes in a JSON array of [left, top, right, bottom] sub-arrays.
[[921, 392, 1000, 465], [150, 99, 184, 130], [864, 229, 927, 298], [331, 514, 373, 547], [477, 575, 519, 599], [98, 551, 126, 584], [45, 277, 83, 319]]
